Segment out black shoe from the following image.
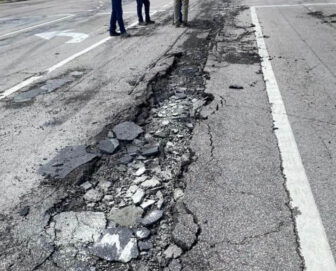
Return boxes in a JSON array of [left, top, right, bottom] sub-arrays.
[[139, 21, 146, 26], [110, 31, 121, 36], [182, 22, 189, 27], [146, 20, 155, 24], [120, 32, 131, 38], [175, 22, 181, 27]]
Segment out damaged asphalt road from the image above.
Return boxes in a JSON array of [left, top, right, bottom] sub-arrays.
[[2, 0, 336, 270]]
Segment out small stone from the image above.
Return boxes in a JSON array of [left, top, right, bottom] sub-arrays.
[[135, 166, 146, 176], [144, 133, 154, 143], [113, 121, 143, 141], [83, 189, 103, 202], [103, 195, 114, 202], [168, 259, 183, 271], [132, 189, 145, 205], [91, 227, 138, 263], [186, 123, 193, 129], [134, 175, 148, 184], [140, 200, 156, 210], [70, 71, 84, 78], [141, 144, 160, 157], [173, 189, 184, 201], [107, 131, 115, 138], [141, 210, 163, 226], [156, 191, 164, 209], [119, 154, 133, 164], [141, 177, 161, 188], [80, 181, 92, 191], [98, 181, 112, 192], [162, 120, 170, 126], [164, 244, 183, 259], [19, 206, 30, 217], [229, 84, 244, 89], [138, 241, 153, 251], [127, 145, 140, 156], [108, 206, 144, 227], [98, 139, 119, 154], [134, 228, 151, 240]]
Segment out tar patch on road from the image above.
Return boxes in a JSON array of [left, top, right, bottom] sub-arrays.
[[5, 70, 86, 108], [308, 11, 336, 24]]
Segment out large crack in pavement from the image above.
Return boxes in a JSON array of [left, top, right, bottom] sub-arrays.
[[0, 1, 226, 270]]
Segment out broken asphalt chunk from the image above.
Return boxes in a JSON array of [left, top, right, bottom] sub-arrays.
[[172, 213, 198, 250], [229, 84, 244, 89], [91, 227, 139, 263], [141, 143, 160, 157], [112, 121, 144, 141], [108, 206, 144, 227], [98, 139, 119, 154], [164, 244, 183, 259], [19, 206, 30, 217], [134, 228, 151, 240], [39, 145, 98, 179], [141, 210, 163, 226], [53, 211, 106, 246]]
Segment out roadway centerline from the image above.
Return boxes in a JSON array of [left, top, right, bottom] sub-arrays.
[[0, 14, 74, 39], [250, 6, 336, 270]]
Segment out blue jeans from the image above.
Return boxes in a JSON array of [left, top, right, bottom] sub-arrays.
[[136, 0, 150, 22], [110, 0, 126, 33]]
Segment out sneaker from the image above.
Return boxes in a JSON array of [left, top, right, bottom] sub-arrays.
[[146, 20, 155, 24], [182, 22, 189, 27], [120, 32, 131, 38], [138, 21, 146, 26], [110, 31, 121, 36], [175, 22, 181, 28]]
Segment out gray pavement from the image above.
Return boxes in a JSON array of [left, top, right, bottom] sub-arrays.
[[1, 0, 336, 270]]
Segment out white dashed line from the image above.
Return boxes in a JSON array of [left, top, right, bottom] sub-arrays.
[[250, 6, 336, 271], [0, 14, 74, 39]]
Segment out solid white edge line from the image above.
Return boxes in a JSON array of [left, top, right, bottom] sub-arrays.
[[250, 7, 336, 271], [0, 14, 74, 39], [254, 2, 336, 8]]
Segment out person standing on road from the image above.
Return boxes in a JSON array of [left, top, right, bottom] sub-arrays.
[[137, 0, 155, 25], [174, 0, 189, 27], [110, 0, 130, 37]]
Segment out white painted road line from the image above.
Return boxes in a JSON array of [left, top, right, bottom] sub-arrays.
[[254, 2, 336, 8], [0, 14, 74, 39], [0, 76, 42, 100], [0, 12, 156, 101], [250, 7, 336, 271]]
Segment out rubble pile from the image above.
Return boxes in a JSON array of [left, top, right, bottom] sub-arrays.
[[40, 17, 218, 271]]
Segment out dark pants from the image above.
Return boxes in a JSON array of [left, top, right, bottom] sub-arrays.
[[136, 0, 150, 22], [110, 0, 126, 33]]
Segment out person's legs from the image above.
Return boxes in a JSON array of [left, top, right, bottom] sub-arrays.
[[143, 0, 151, 22], [182, 0, 189, 24], [110, 0, 117, 33], [115, 0, 126, 33], [136, 0, 144, 23], [174, 0, 182, 25]]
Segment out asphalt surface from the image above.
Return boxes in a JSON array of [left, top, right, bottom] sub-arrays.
[[0, 0, 181, 214], [1, 0, 336, 269]]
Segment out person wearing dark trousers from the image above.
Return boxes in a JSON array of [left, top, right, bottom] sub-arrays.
[[136, 0, 155, 25], [110, 0, 130, 37]]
